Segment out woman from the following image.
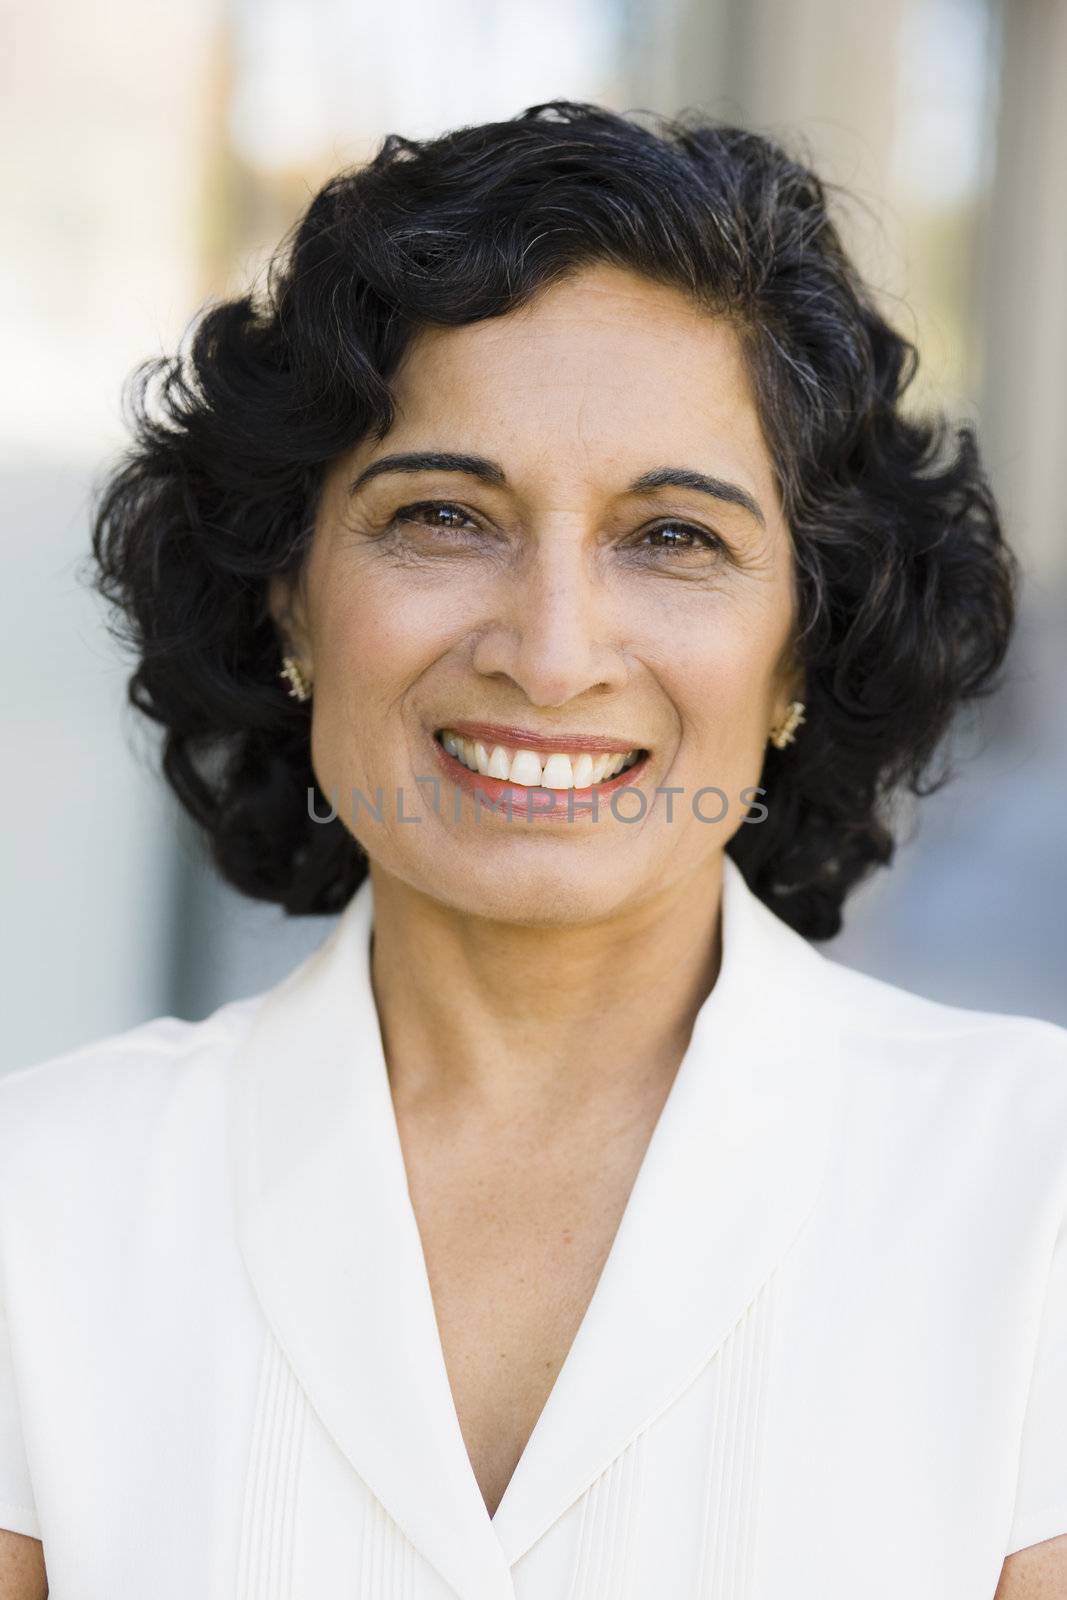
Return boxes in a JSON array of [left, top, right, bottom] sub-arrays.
[[1, 102, 1065, 1600]]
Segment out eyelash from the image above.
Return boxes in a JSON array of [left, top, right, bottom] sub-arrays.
[[387, 501, 724, 556]]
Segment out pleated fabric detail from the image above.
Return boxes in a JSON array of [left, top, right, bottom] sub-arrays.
[[236, 1332, 309, 1599], [566, 1430, 647, 1600], [357, 1492, 419, 1598], [696, 1271, 777, 1599]]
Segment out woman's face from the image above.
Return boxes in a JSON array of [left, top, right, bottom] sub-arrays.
[[270, 262, 803, 925]]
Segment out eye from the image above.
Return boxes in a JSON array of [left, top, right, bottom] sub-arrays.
[[389, 500, 480, 535], [637, 521, 724, 557]]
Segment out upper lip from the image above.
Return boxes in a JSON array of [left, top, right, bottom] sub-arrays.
[[435, 720, 647, 755]]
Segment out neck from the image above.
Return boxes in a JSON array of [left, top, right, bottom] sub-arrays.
[[367, 857, 725, 1128]]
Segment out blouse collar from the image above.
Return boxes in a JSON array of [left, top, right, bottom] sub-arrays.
[[228, 852, 844, 1600]]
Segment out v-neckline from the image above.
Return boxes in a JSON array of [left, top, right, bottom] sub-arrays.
[[228, 853, 844, 1598], [384, 992, 692, 1527]]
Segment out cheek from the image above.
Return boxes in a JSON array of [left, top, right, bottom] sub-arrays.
[[641, 600, 784, 764], [307, 568, 468, 783], [315, 567, 449, 701]]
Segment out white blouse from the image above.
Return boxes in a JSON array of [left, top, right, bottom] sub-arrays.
[[2, 853, 1067, 1599]]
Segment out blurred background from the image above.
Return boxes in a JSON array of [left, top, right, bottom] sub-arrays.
[[3, 0, 1065, 1073]]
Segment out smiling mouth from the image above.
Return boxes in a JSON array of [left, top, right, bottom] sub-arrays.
[[433, 728, 648, 791]]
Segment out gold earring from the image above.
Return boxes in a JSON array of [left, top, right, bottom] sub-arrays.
[[769, 699, 806, 749], [279, 653, 312, 702]]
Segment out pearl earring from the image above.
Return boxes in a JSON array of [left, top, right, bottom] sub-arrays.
[[279, 654, 312, 702], [769, 699, 806, 749]]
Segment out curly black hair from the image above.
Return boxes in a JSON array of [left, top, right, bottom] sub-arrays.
[[88, 100, 1019, 940]]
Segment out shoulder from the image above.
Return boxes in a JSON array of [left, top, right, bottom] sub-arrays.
[[0, 993, 267, 1200], [813, 944, 1067, 1066], [751, 876, 1067, 1078], [804, 944, 1067, 1197]]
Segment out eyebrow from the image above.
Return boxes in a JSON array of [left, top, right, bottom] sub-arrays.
[[348, 451, 766, 528]]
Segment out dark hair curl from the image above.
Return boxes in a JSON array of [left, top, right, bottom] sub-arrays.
[[88, 100, 1019, 939]]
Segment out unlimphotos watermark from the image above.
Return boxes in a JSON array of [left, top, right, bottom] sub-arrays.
[[305, 780, 770, 826]]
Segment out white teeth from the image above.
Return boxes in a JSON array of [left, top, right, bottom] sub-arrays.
[[438, 731, 641, 787], [509, 749, 544, 787], [572, 752, 594, 788], [540, 753, 574, 789]]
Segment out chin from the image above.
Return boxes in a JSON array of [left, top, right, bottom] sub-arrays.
[[409, 845, 650, 929]]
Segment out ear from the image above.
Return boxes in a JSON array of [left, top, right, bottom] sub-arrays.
[[773, 643, 807, 723], [267, 572, 313, 668], [774, 686, 807, 733], [782, 669, 807, 711]]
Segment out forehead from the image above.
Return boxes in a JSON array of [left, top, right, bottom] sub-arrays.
[[376, 264, 775, 505]]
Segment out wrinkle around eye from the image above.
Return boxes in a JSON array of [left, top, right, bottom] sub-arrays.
[[342, 498, 510, 569], [614, 521, 732, 578]]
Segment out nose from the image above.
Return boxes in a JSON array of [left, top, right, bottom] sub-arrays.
[[470, 534, 630, 708]]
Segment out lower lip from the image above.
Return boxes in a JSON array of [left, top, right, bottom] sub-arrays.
[[430, 737, 650, 821]]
